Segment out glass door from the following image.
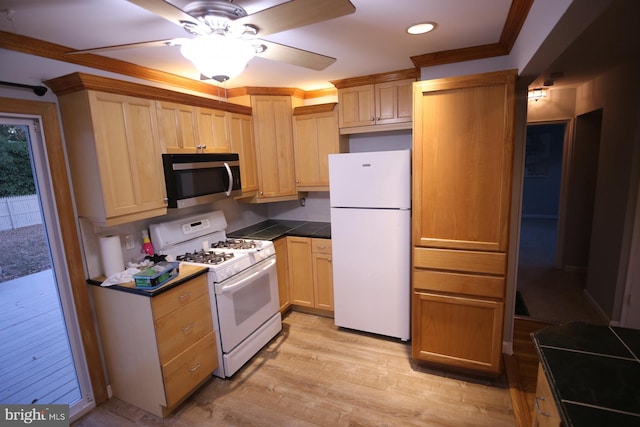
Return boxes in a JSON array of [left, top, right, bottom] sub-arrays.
[[0, 117, 93, 419]]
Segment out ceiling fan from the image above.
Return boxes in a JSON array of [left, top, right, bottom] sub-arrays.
[[68, 0, 356, 82]]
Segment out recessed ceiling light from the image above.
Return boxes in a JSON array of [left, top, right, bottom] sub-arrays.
[[407, 22, 437, 35]]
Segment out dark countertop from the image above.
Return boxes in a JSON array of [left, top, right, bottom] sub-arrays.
[[228, 219, 331, 240], [532, 322, 640, 427], [87, 264, 209, 297]]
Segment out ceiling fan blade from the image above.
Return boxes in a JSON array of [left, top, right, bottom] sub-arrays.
[[66, 39, 187, 54], [237, 0, 356, 37], [125, 0, 208, 33], [257, 39, 336, 71]]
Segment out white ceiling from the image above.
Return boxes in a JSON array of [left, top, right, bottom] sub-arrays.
[[0, 0, 514, 91]]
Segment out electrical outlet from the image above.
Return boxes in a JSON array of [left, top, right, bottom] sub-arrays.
[[124, 234, 135, 249]]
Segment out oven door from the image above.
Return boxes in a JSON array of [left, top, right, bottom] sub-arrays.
[[214, 256, 279, 352]]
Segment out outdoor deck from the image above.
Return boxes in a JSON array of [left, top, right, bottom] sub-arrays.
[[0, 269, 81, 405]]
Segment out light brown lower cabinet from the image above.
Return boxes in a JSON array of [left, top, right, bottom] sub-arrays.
[[274, 237, 291, 312], [533, 363, 562, 427], [91, 270, 217, 418], [287, 237, 333, 312], [412, 290, 504, 375]]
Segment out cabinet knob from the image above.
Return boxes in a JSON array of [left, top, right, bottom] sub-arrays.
[[328, 257, 332, 262], [296, 179, 300, 184], [370, 116, 375, 122]]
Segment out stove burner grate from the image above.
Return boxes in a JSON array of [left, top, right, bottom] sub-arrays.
[[212, 239, 259, 250], [177, 250, 234, 265]]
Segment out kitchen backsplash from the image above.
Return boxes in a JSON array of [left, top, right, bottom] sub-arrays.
[[80, 193, 334, 278]]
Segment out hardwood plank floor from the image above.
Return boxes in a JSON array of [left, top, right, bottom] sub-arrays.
[[73, 311, 516, 426], [507, 316, 555, 427], [0, 270, 81, 404]]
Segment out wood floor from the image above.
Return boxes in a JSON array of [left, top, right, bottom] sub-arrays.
[[73, 311, 516, 426], [505, 316, 555, 427], [0, 270, 81, 405]]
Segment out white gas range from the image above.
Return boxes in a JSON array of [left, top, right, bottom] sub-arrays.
[[150, 211, 281, 378]]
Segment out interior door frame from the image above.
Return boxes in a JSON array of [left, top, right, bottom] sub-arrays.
[[0, 98, 107, 408]]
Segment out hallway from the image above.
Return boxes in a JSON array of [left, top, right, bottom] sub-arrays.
[[516, 218, 607, 325]]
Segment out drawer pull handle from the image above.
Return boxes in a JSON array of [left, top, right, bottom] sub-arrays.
[[189, 362, 201, 373], [178, 292, 191, 303], [317, 245, 326, 249], [182, 322, 195, 334], [535, 396, 550, 417]]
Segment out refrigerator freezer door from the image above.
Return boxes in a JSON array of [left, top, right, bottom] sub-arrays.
[[330, 207, 411, 340], [329, 150, 411, 209]]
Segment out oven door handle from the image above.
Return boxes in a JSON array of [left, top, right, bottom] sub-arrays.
[[217, 258, 276, 294]]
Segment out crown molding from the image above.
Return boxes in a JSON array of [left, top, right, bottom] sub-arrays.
[[411, 0, 533, 68]]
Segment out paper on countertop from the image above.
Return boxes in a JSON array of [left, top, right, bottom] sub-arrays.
[[101, 267, 141, 287]]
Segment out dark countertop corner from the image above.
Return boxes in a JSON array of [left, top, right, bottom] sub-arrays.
[[532, 321, 640, 427], [228, 219, 331, 240]]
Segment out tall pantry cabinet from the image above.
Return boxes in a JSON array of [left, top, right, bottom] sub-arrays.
[[411, 70, 517, 375]]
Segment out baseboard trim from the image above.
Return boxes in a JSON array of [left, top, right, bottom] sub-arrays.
[[583, 289, 612, 324]]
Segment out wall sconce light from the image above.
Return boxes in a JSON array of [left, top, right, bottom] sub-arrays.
[[528, 88, 548, 102]]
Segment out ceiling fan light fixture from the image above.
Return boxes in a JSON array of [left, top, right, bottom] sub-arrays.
[[180, 34, 256, 82], [407, 22, 437, 35]]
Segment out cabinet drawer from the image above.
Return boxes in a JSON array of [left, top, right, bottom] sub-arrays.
[[152, 274, 208, 319], [312, 238, 332, 254], [163, 331, 217, 408], [413, 247, 506, 275], [155, 293, 213, 364], [413, 268, 505, 299]]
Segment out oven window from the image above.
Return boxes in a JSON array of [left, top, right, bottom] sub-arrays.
[[233, 274, 272, 326]]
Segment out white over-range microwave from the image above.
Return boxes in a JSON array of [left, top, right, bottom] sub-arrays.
[[162, 153, 242, 208]]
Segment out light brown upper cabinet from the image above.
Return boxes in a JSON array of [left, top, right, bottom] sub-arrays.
[[331, 69, 418, 135], [156, 101, 199, 153], [45, 72, 253, 225], [250, 95, 299, 202], [412, 70, 517, 252], [292, 103, 348, 191], [197, 107, 231, 152], [55, 90, 167, 226], [227, 112, 258, 195], [156, 102, 231, 153], [411, 69, 517, 376]]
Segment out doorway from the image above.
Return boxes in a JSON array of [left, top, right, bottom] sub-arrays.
[[515, 120, 605, 324], [0, 117, 93, 416]]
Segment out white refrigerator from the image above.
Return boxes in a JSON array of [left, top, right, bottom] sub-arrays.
[[329, 149, 411, 341]]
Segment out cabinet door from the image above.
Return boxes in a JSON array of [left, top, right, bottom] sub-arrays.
[[293, 110, 340, 190], [228, 112, 258, 193], [533, 363, 562, 427], [156, 101, 199, 153], [338, 84, 375, 128], [274, 237, 291, 312], [412, 291, 504, 375], [197, 107, 230, 152], [251, 96, 297, 199], [287, 237, 313, 307], [312, 239, 333, 311], [89, 91, 167, 221], [375, 79, 414, 125], [413, 70, 516, 252]]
